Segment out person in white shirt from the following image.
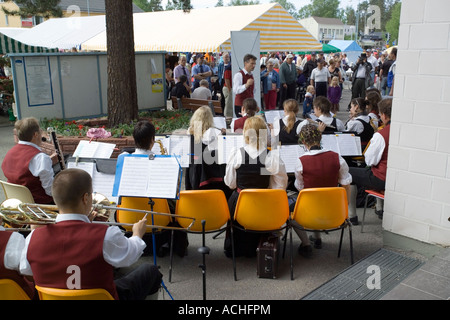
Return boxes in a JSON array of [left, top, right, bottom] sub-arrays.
[[233, 54, 257, 118], [191, 79, 212, 100], [366, 49, 379, 87], [19, 168, 162, 300], [309, 59, 331, 98], [298, 96, 345, 133]]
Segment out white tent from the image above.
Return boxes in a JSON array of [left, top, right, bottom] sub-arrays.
[[327, 40, 364, 64], [82, 3, 322, 53], [12, 15, 106, 50]]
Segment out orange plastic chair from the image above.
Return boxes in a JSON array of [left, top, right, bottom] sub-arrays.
[[232, 189, 290, 281], [116, 196, 172, 233], [0, 279, 31, 300], [289, 187, 354, 280], [170, 190, 231, 283], [361, 189, 385, 233], [35, 285, 114, 300]]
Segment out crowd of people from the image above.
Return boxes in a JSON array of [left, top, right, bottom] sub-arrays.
[[1, 47, 396, 300]]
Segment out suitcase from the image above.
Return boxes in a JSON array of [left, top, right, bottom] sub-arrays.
[[256, 234, 280, 279]]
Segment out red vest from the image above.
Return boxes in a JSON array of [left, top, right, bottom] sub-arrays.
[[371, 124, 390, 181], [233, 116, 248, 132], [1, 144, 53, 204], [0, 231, 36, 299], [300, 151, 340, 188], [27, 221, 119, 300], [234, 70, 254, 106]]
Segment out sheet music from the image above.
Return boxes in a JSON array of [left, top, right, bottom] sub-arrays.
[[72, 140, 116, 159], [92, 171, 117, 203], [113, 154, 181, 199], [321, 134, 362, 156], [279, 144, 307, 173], [169, 135, 191, 168], [264, 110, 284, 124], [67, 161, 95, 176], [213, 117, 227, 129], [217, 135, 244, 164], [151, 136, 170, 155]]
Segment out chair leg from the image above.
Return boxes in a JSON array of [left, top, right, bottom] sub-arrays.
[[169, 229, 174, 283], [282, 227, 288, 259], [212, 228, 226, 239], [349, 224, 354, 264], [290, 227, 294, 280], [230, 225, 237, 281], [361, 193, 369, 233], [338, 228, 344, 258]]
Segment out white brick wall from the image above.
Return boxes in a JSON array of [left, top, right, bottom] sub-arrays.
[[384, 0, 450, 246]]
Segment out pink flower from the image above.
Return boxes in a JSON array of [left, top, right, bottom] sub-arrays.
[[86, 128, 111, 139]]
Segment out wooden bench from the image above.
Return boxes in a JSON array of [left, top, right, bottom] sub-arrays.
[[171, 97, 222, 115]]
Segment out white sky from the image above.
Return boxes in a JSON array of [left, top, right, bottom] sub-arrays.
[[161, 0, 359, 10]]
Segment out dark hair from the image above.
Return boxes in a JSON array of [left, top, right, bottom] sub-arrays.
[[365, 91, 382, 113], [378, 98, 392, 119], [351, 98, 368, 115], [243, 53, 257, 64], [52, 168, 92, 209], [179, 74, 187, 83], [313, 96, 331, 115], [242, 98, 258, 116], [133, 120, 155, 150], [390, 47, 397, 57]]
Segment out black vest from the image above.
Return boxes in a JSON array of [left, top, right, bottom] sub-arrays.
[[236, 148, 270, 191], [279, 119, 301, 145]]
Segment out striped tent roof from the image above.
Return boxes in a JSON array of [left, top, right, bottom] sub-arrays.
[[0, 31, 58, 54], [82, 3, 322, 53]]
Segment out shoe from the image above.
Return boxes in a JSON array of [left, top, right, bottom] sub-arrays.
[[350, 216, 359, 225], [308, 235, 322, 249], [375, 210, 384, 219], [298, 244, 312, 258]]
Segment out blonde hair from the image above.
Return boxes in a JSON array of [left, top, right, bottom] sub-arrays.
[[306, 85, 315, 94], [243, 116, 267, 150], [299, 124, 322, 148], [283, 99, 299, 134], [331, 76, 339, 86], [14, 117, 40, 142], [188, 106, 214, 144]]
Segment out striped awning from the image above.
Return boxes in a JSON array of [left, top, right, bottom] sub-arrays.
[[82, 3, 322, 53], [0, 32, 58, 54]]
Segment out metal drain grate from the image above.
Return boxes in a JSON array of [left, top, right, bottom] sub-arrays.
[[301, 248, 424, 300]]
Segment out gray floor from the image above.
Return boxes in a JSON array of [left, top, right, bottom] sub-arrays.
[[1, 86, 448, 301]]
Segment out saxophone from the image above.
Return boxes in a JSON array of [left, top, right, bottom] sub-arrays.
[[156, 139, 167, 155]]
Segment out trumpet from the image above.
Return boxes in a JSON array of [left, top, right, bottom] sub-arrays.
[[0, 196, 195, 232]]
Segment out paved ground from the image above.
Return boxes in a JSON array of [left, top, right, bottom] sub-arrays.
[[1, 86, 448, 303]]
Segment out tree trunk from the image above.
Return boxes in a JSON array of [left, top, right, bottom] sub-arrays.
[[105, 0, 138, 127]]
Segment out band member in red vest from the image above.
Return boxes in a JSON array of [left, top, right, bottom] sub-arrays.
[[2, 117, 55, 204], [233, 53, 257, 118], [348, 98, 392, 223], [292, 124, 352, 257], [0, 224, 36, 299], [19, 168, 162, 300], [231, 98, 259, 133]]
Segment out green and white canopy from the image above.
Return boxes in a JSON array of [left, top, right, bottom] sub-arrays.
[[0, 31, 58, 54]]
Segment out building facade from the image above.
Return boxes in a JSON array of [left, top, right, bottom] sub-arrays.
[[299, 16, 345, 43]]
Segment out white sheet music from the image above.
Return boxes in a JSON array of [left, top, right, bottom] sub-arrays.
[[67, 161, 95, 175], [321, 134, 361, 156], [217, 135, 244, 164], [113, 155, 181, 199], [213, 117, 227, 130], [169, 135, 191, 168], [151, 136, 170, 155], [279, 145, 307, 173], [264, 110, 284, 124], [73, 140, 116, 159]]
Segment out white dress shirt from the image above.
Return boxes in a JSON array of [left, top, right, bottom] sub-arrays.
[[345, 114, 371, 134], [298, 114, 345, 132], [364, 132, 386, 167], [294, 149, 352, 191], [232, 69, 257, 97], [224, 144, 288, 190], [1, 228, 25, 272], [19, 214, 146, 276], [18, 140, 54, 197]]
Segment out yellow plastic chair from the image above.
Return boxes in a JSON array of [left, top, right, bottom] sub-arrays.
[[35, 285, 114, 300], [232, 189, 290, 281], [289, 187, 354, 280], [171, 190, 231, 283], [116, 196, 171, 233], [0, 180, 35, 204], [0, 279, 31, 300]]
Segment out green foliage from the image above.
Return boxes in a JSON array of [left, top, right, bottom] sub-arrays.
[[298, 0, 342, 19], [2, 0, 63, 18], [41, 110, 192, 138], [385, 2, 401, 43], [133, 0, 164, 12]]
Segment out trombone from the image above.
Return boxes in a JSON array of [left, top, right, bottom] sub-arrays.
[[0, 195, 196, 232]]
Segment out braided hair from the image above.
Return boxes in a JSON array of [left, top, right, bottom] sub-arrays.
[[299, 124, 322, 148]]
